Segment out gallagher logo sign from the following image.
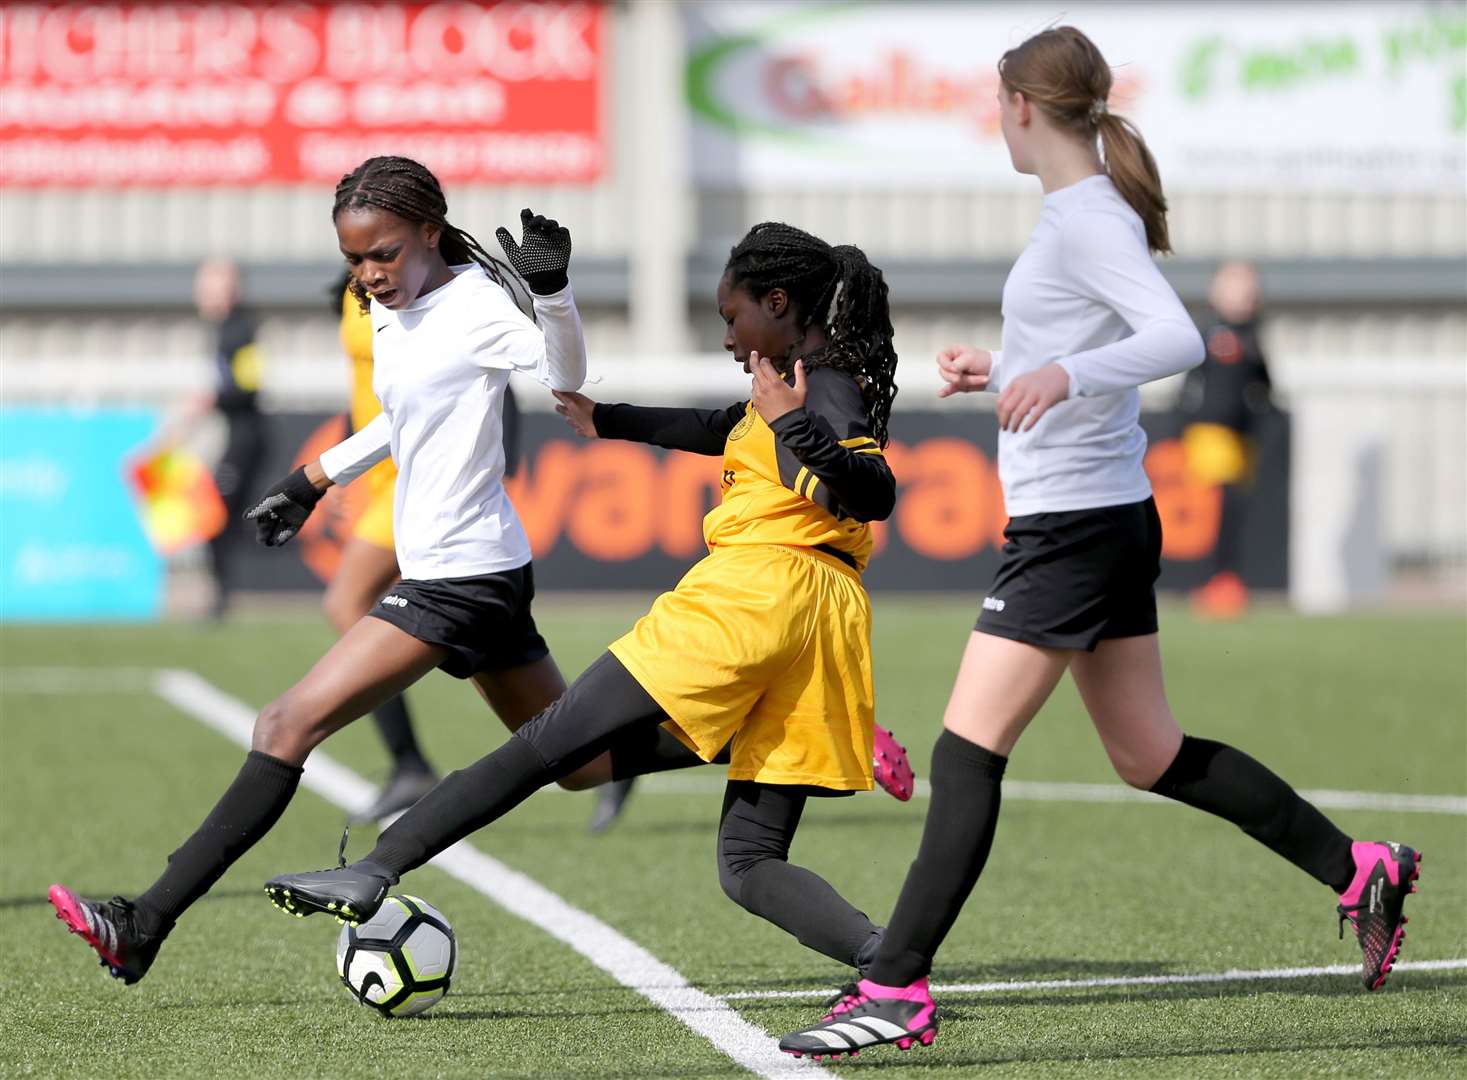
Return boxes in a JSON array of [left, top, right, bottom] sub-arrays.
[[685, 1, 1464, 193]]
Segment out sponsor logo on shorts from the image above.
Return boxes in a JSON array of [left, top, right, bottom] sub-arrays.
[[381, 595, 409, 608], [982, 596, 1006, 612]]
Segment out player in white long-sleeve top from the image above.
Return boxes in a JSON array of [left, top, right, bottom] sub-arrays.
[[780, 28, 1420, 1060], [47, 157, 633, 984]]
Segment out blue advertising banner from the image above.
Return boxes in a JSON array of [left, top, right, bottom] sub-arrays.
[[0, 407, 164, 620]]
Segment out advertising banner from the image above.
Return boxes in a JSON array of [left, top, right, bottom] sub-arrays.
[[1, 1, 605, 186], [686, 1, 1466, 192], [0, 407, 164, 620], [235, 409, 1288, 595]]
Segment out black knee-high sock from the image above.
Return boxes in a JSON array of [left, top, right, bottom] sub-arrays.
[[867, 730, 1007, 987], [366, 737, 555, 876], [366, 651, 665, 876], [371, 693, 430, 774], [135, 751, 302, 931], [738, 862, 879, 969], [1150, 735, 1354, 891], [717, 781, 876, 969]]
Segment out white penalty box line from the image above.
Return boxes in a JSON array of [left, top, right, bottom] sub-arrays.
[[716, 958, 1467, 1002]]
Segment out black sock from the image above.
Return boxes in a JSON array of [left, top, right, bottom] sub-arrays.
[[1150, 736, 1355, 891], [367, 651, 665, 876], [609, 727, 709, 780], [135, 751, 302, 931], [371, 693, 431, 774], [867, 730, 1007, 987], [366, 737, 552, 876], [738, 861, 878, 969]]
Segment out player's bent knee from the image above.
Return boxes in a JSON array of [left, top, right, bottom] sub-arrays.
[[1110, 752, 1169, 790], [251, 696, 319, 765]]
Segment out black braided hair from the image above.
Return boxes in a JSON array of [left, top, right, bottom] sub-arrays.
[[332, 156, 528, 315], [724, 222, 898, 447]]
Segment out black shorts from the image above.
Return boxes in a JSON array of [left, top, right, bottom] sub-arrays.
[[367, 564, 549, 679], [976, 498, 1162, 652]]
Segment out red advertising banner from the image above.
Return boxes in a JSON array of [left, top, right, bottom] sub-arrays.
[[0, 1, 605, 186]]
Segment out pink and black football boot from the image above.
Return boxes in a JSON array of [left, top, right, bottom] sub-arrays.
[[1337, 841, 1421, 991], [872, 724, 914, 802], [48, 885, 166, 985], [778, 976, 938, 1060]]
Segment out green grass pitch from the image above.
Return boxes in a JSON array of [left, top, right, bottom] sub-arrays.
[[2, 598, 1464, 1078]]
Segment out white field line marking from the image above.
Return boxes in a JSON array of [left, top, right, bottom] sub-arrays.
[[6, 667, 1464, 817], [716, 958, 1467, 1002], [634, 772, 1467, 817], [150, 668, 812, 1080], [0, 666, 157, 694]]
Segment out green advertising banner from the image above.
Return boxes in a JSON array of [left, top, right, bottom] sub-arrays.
[[686, 1, 1465, 192]]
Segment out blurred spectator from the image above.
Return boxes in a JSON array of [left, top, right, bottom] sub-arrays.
[[1181, 260, 1273, 618], [192, 258, 268, 618]]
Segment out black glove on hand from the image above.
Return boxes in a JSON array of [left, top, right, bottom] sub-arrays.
[[495, 208, 572, 295], [244, 466, 324, 547]]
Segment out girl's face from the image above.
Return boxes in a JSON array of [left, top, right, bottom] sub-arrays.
[[335, 206, 445, 310], [716, 272, 797, 373], [997, 84, 1037, 175]]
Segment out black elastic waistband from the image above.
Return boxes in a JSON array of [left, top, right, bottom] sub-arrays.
[[814, 543, 860, 572]]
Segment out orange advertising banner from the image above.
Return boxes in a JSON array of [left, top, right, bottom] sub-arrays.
[[1, 1, 605, 185]]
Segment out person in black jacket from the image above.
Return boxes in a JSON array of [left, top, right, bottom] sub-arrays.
[[1181, 260, 1273, 617]]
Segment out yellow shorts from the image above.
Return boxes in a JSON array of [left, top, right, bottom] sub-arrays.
[[351, 461, 396, 551], [610, 544, 875, 792], [1183, 423, 1254, 487]]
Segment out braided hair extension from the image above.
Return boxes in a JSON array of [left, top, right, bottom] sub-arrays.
[[725, 222, 899, 447], [332, 156, 529, 315]]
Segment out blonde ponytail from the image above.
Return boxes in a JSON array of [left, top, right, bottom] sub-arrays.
[[1095, 111, 1170, 254], [999, 26, 1172, 254]]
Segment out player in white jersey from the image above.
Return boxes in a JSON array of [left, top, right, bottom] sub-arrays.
[[47, 157, 666, 985], [781, 28, 1420, 1060]]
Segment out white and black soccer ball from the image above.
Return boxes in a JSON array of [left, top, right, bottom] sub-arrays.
[[336, 894, 457, 1018]]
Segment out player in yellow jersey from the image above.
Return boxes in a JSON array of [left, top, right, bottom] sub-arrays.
[[267, 223, 912, 979]]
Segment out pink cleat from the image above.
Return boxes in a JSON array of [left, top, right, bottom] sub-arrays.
[[1337, 841, 1421, 991], [872, 724, 914, 801], [778, 976, 938, 1058]]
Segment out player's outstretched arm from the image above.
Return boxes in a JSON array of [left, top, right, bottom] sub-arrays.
[[555, 390, 745, 455]]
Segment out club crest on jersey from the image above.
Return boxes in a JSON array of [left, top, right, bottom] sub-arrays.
[[728, 407, 756, 442]]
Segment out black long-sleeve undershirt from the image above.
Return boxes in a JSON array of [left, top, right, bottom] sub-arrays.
[[590, 368, 895, 523]]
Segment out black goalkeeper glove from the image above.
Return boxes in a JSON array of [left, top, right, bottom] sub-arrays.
[[495, 208, 572, 295], [243, 466, 324, 547]]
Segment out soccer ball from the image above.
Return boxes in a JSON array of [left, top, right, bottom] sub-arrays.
[[336, 894, 457, 1018]]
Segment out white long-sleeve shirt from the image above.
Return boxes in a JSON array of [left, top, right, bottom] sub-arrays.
[[319, 264, 585, 579], [988, 174, 1204, 516]]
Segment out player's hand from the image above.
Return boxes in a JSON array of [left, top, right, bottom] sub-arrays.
[[750, 352, 806, 424], [996, 362, 1071, 432], [935, 345, 993, 397], [552, 390, 600, 438], [496, 208, 572, 295], [244, 466, 325, 547]]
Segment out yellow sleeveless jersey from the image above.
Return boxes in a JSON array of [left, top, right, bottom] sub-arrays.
[[593, 365, 890, 573]]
